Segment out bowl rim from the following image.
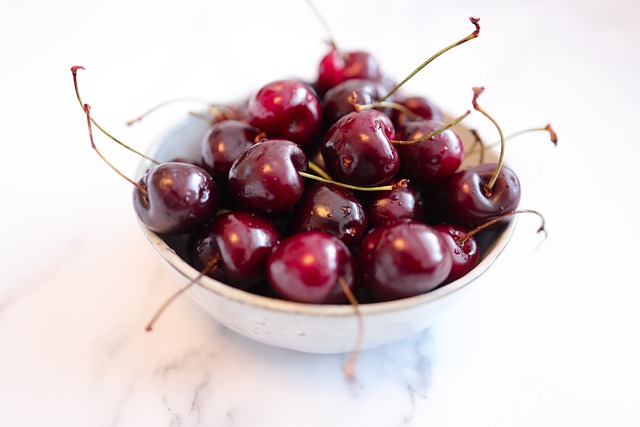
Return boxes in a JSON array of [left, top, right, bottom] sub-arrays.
[[136, 114, 518, 317]]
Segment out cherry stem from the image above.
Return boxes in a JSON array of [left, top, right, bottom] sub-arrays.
[[338, 277, 364, 383], [145, 256, 220, 332], [472, 86, 504, 191], [304, 0, 341, 54], [126, 97, 215, 126], [70, 66, 160, 165], [379, 17, 481, 102], [83, 104, 148, 194], [456, 209, 547, 245], [299, 171, 409, 192], [308, 161, 333, 180], [482, 124, 558, 150], [391, 110, 471, 145], [355, 100, 421, 121]]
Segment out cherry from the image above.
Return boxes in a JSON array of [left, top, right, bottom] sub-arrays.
[[322, 78, 391, 125], [444, 87, 521, 229], [363, 180, 425, 228], [317, 49, 382, 93], [71, 66, 219, 236], [395, 119, 465, 183], [132, 162, 219, 235], [433, 223, 479, 284], [191, 210, 280, 289], [358, 220, 452, 301], [391, 96, 445, 138], [321, 109, 399, 186], [227, 139, 308, 215], [288, 182, 368, 247], [201, 120, 260, 183], [267, 231, 356, 304], [444, 162, 520, 229], [247, 79, 323, 151]]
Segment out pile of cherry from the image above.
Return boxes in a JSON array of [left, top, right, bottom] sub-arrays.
[[72, 17, 552, 315]]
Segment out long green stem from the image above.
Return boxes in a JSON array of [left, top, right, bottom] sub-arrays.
[[457, 209, 547, 244], [71, 66, 160, 165], [379, 17, 480, 102], [83, 104, 147, 194], [471, 87, 504, 191], [391, 110, 470, 145], [145, 256, 220, 332], [299, 171, 407, 192], [338, 277, 363, 383]]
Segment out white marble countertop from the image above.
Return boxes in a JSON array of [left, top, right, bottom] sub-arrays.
[[1, 0, 639, 426]]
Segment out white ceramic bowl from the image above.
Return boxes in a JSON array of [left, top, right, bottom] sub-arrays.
[[137, 114, 516, 354]]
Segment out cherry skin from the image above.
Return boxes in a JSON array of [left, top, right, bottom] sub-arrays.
[[391, 96, 444, 137], [363, 180, 425, 228], [201, 120, 259, 184], [395, 119, 465, 184], [321, 109, 399, 187], [358, 220, 452, 301], [444, 163, 521, 229], [288, 182, 368, 247], [322, 78, 391, 126], [317, 49, 381, 93], [133, 162, 219, 235], [433, 223, 479, 284], [192, 210, 280, 289], [247, 80, 323, 151], [227, 139, 308, 216], [267, 231, 356, 304]]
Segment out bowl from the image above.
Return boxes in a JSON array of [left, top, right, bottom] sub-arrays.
[[136, 114, 517, 354]]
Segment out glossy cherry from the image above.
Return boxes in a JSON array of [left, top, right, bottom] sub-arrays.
[[391, 96, 444, 138], [267, 231, 356, 304], [363, 180, 425, 228], [433, 223, 479, 284], [322, 78, 391, 126], [395, 119, 464, 184], [317, 49, 381, 92], [358, 220, 452, 301], [321, 109, 399, 187], [133, 162, 219, 235], [228, 139, 308, 215], [192, 210, 280, 289], [444, 163, 521, 229], [201, 120, 259, 183], [288, 182, 368, 247], [247, 79, 322, 151]]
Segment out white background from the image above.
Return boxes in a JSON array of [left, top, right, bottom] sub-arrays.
[[1, 0, 639, 426]]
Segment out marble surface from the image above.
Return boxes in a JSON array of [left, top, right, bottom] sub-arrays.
[[1, 0, 639, 426]]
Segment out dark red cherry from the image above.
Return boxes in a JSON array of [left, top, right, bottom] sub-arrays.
[[133, 162, 219, 235], [247, 80, 322, 151], [363, 180, 425, 228], [201, 120, 259, 183], [192, 210, 280, 289], [395, 119, 464, 184], [267, 231, 356, 304], [321, 109, 399, 187], [392, 96, 444, 137], [227, 139, 308, 216], [322, 78, 391, 126], [358, 220, 452, 301], [317, 49, 381, 92], [288, 182, 367, 247], [433, 223, 479, 284], [444, 163, 521, 229]]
